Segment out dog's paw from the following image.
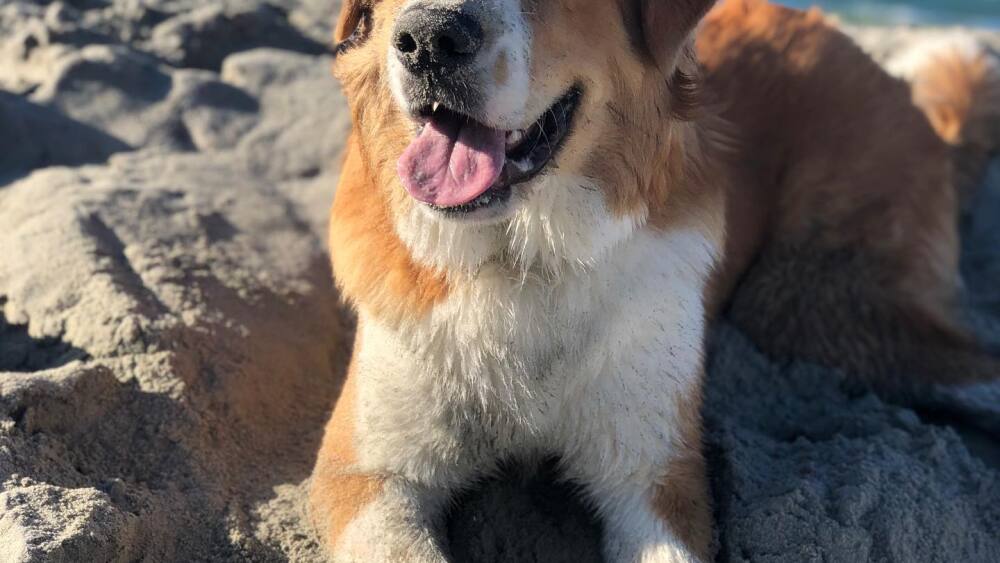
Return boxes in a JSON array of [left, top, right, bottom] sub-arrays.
[[603, 544, 703, 563], [329, 500, 449, 563], [331, 538, 448, 563]]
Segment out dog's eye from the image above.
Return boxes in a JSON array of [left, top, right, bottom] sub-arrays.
[[335, 6, 373, 55]]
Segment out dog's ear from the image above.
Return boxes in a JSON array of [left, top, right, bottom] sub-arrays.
[[626, 0, 714, 118], [630, 0, 715, 71], [335, 0, 365, 43]]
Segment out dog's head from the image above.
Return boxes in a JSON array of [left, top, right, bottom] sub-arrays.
[[333, 0, 716, 275]]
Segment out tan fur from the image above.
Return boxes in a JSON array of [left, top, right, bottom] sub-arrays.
[[334, 0, 367, 43], [329, 136, 450, 326], [526, 1, 723, 228], [309, 347, 387, 548], [310, 0, 1000, 559], [696, 0, 1000, 390], [908, 44, 1000, 195], [330, 0, 454, 325], [329, 0, 727, 298], [911, 48, 1000, 145], [651, 388, 712, 562]]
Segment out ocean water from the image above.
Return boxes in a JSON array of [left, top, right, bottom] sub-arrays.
[[778, 0, 1000, 27]]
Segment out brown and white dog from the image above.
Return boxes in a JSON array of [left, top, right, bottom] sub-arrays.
[[309, 0, 1000, 561]]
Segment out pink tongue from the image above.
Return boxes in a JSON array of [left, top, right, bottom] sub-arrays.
[[397, 114, 506, 207]]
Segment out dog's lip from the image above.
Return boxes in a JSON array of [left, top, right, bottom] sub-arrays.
[[409, 87, 583, 215]]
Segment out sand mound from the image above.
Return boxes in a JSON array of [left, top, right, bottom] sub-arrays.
[[0, 2, 998, 561]]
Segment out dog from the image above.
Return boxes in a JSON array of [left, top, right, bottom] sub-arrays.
[[309, 0, 1000, 560]]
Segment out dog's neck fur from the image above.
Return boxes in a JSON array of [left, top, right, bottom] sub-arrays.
[[392, 174, 644, 282], [355, 119, 725, 386], [352, 221, 719, 474]]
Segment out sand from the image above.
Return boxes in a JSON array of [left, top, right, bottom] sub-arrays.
[[0, 1, 998, 561]]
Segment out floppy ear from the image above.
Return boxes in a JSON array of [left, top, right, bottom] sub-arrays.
[[635, 0, 716, 71], [627, 0, 714, 119], [335, 0, 365, 43]]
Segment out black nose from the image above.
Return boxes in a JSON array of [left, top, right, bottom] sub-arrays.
[[393, 7, 484, 75]]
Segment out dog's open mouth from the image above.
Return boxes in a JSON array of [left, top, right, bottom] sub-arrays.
[[397, 88, 581, 214]]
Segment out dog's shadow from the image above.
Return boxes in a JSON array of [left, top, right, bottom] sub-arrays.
[[447, 459, 604, 563]]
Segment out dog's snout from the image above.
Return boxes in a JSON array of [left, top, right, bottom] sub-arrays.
[[394, 7, 484, 75]]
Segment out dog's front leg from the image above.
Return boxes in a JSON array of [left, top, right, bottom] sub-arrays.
[[562, 383, 712, 563], [310, 466, 453, 563], [589, 450, 711, 563], [308, 373, 460, 563]]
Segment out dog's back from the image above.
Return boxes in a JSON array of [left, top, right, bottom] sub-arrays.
[[699, 0, 1000, 394]]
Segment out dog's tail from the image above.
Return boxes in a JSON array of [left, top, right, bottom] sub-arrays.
[[888, 35, 1000, 195]]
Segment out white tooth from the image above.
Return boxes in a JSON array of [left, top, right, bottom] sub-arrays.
[[513, 157, 533, 171], [432, 102, 440, 113], [507, 129, 525, 148]]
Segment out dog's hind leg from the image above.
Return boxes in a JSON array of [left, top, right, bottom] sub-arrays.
[[727, 241, 1000, 397]]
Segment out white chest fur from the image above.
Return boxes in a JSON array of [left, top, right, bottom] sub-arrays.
[[350, 221, 719, 489]]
